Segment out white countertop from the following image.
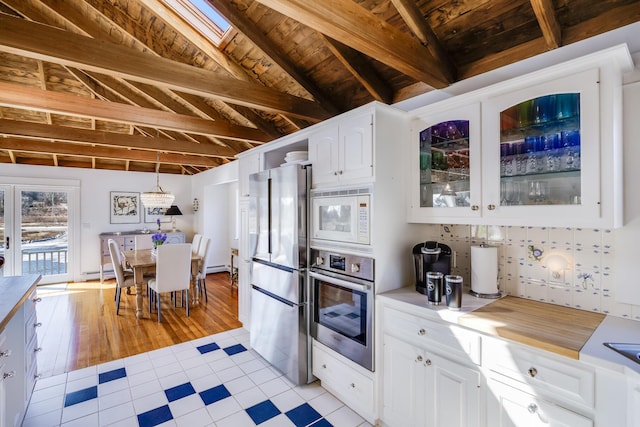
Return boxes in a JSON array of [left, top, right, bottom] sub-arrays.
[[379, 286, 640, 377]]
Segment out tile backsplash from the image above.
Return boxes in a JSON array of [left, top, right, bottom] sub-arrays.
[[418, 224, 640, 321]]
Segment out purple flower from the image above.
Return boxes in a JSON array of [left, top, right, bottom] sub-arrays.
[[151, 231, 167, 246]]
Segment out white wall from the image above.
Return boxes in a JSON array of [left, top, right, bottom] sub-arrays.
[[0, 163, 192, 280]]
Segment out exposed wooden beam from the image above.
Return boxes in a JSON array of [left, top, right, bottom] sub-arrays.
[[0, 82, 270, 143], [210, 0, 341, 114], [530, 0, 562, 49], [0, 137, 220, 167], [0, 14, 330, 121], [323, 36, 393, 104], [0, 119, 236, 158], [389, 0, 457, 81], [255, 0, 451, 87]]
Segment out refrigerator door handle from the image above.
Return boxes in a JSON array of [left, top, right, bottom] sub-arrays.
[[251, 285, 297, 307], [267, 177, 272, 256]]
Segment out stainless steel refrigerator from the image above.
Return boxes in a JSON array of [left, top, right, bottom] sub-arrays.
[[248, 164, 313, 385]]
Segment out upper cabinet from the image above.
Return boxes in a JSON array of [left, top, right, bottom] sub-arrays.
[[309, 112, 374, 187], [407, 45, 633, 228]]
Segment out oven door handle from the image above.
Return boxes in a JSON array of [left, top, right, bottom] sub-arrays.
[[309, 271, 371, 293]]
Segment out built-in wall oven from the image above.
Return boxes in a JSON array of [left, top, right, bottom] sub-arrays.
[[310, 248, 374, 371]]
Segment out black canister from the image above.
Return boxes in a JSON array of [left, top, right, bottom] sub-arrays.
[[445, 275, 463, 310], [426, 271, 443, 305]]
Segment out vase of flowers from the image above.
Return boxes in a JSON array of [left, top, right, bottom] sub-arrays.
[[151, 218, 167, 256]]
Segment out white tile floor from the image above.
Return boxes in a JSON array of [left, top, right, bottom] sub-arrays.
[[23, 328, 372, 427]]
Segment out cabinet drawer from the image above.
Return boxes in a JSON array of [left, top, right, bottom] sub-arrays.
[[23, 290, 38, 324], [484, 338, 594, 408], [312, 341, 374, 418], [382, 307, 481, 365], [123, 237, 135, 250], [25, 333, 38, 384], [24, 310, 39, 346]]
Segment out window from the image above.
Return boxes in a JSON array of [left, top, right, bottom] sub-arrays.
[[162, 0, 231, 46]]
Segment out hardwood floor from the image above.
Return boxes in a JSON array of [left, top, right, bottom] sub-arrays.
[[35, 272, 242, 378]]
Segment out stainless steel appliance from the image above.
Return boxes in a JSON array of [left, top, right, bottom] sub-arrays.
[[413, 241, 452, 296], [249, 164, 313, 385], [310, 248, 374, 371]]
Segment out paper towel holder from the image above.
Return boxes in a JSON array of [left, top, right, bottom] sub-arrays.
[[469, 244, 501, 299]]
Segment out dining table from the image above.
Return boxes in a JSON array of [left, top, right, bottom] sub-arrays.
[[122, 248, 202, 319]]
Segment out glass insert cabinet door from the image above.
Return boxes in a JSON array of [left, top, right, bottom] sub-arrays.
[[499, 93, 581, 206], [411, 103, 482, 218]]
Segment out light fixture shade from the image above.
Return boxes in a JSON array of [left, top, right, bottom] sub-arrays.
[[141, 190, 175, 209], [164, 205, 183, 216]]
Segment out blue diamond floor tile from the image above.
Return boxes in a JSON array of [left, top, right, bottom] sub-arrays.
[[196, 342, 220, 354], [99, 367, 127, 384], [246, 400, 281, 425], [223, 343, 247, 356], [165, 382, 196, 402], [199, 384, 231, 405], [286, 403, 322, 427], [64, 386, 98, 407], [137, 404, 173, 427]]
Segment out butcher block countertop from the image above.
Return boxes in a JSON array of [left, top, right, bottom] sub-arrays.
[[458, 296, 606, 359]]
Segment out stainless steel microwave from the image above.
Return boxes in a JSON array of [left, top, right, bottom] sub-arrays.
[[310, 187, 371, 246]]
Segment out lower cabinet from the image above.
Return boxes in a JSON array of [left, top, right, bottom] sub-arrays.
[[486, 378, 592, 427], [381, 333, 481, 427], [312, 340, 376, 424]]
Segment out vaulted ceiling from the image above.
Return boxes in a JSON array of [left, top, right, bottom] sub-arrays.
[[0, 0, 638, 174]]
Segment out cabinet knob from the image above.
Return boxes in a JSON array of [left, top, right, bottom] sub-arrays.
[[339, 171, 344, 175], [528, 367, 538, 377], [417, 328, 426, 336], [471, 205, 479, 211], [34, 322, 42, 328], [0, 349, 11, 358], [33, 297, 42, 303], [425, 359, 432, 366], [334, 171, 339, 176], [322, 364, 327, 369], [350, 383, 355, 388], [487, 204, 496, 210], [527, 403, 538, 414], [2, 370, 15, 380], [35, 347, 43, 353], [416, 355, 423, 362]]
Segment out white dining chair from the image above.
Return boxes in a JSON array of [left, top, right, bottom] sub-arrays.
[[135, 235, 153, 250], [147, 243, 192, 322], [108, 239, 143, 315], [191, 234, 202, 255], [195, 237, 211, 302]]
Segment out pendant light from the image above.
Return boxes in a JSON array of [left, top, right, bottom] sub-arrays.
[[141, 150, 175, 209]]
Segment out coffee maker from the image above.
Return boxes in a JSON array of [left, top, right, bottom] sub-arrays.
[[413, 241, 452, 295]]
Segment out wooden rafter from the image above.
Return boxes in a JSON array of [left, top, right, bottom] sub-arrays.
[[323, 36, 393, 104], [0, 82, 270, 143], [530, 0, 562, 49], [0, 119, 236, 158], [0, 14, 331, 122], [255, 0, 451, 87]]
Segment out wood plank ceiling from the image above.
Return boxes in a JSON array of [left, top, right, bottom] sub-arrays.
[[0, 0, 638, 175]]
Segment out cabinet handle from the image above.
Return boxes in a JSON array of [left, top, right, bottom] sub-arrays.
[[350, 383, 355, 388], [33, 297, 42, 303], [334, 171, 338, 176], [527, 403, 538, 414], [425, 359, 432, 366], [322, 364, 327, 369], [471, 205, 479, 211], [34, 322, 42, 328], [339, 171, 343, 175], [417, 328, 426, 336], [0, 349, 11, 358], [3, 370, 15, 380], [35, 347, 43, 353], [416, 355, 423, 362], [487, 204, 496, 210], [528, 367, 538, 377]]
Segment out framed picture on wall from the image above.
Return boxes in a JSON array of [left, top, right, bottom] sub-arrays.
[[144, 206, 170, 224], [110, 191, 141, 224]]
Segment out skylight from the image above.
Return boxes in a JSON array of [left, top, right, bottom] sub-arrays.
[[163, 0, 231, 46]]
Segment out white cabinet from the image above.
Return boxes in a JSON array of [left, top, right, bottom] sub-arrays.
[[487, 378, 592, 427], [380, 306, 482, 427], [407, 45, 631, 227], [312, 340, 376, 424], [309, 112, 373, 187], [238, 152, 261, 197]]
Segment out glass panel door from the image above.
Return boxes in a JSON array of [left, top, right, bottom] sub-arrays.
[[0, 185, 10, 277], [18, 189, 70, 282], [499, 93, 581, 206]]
